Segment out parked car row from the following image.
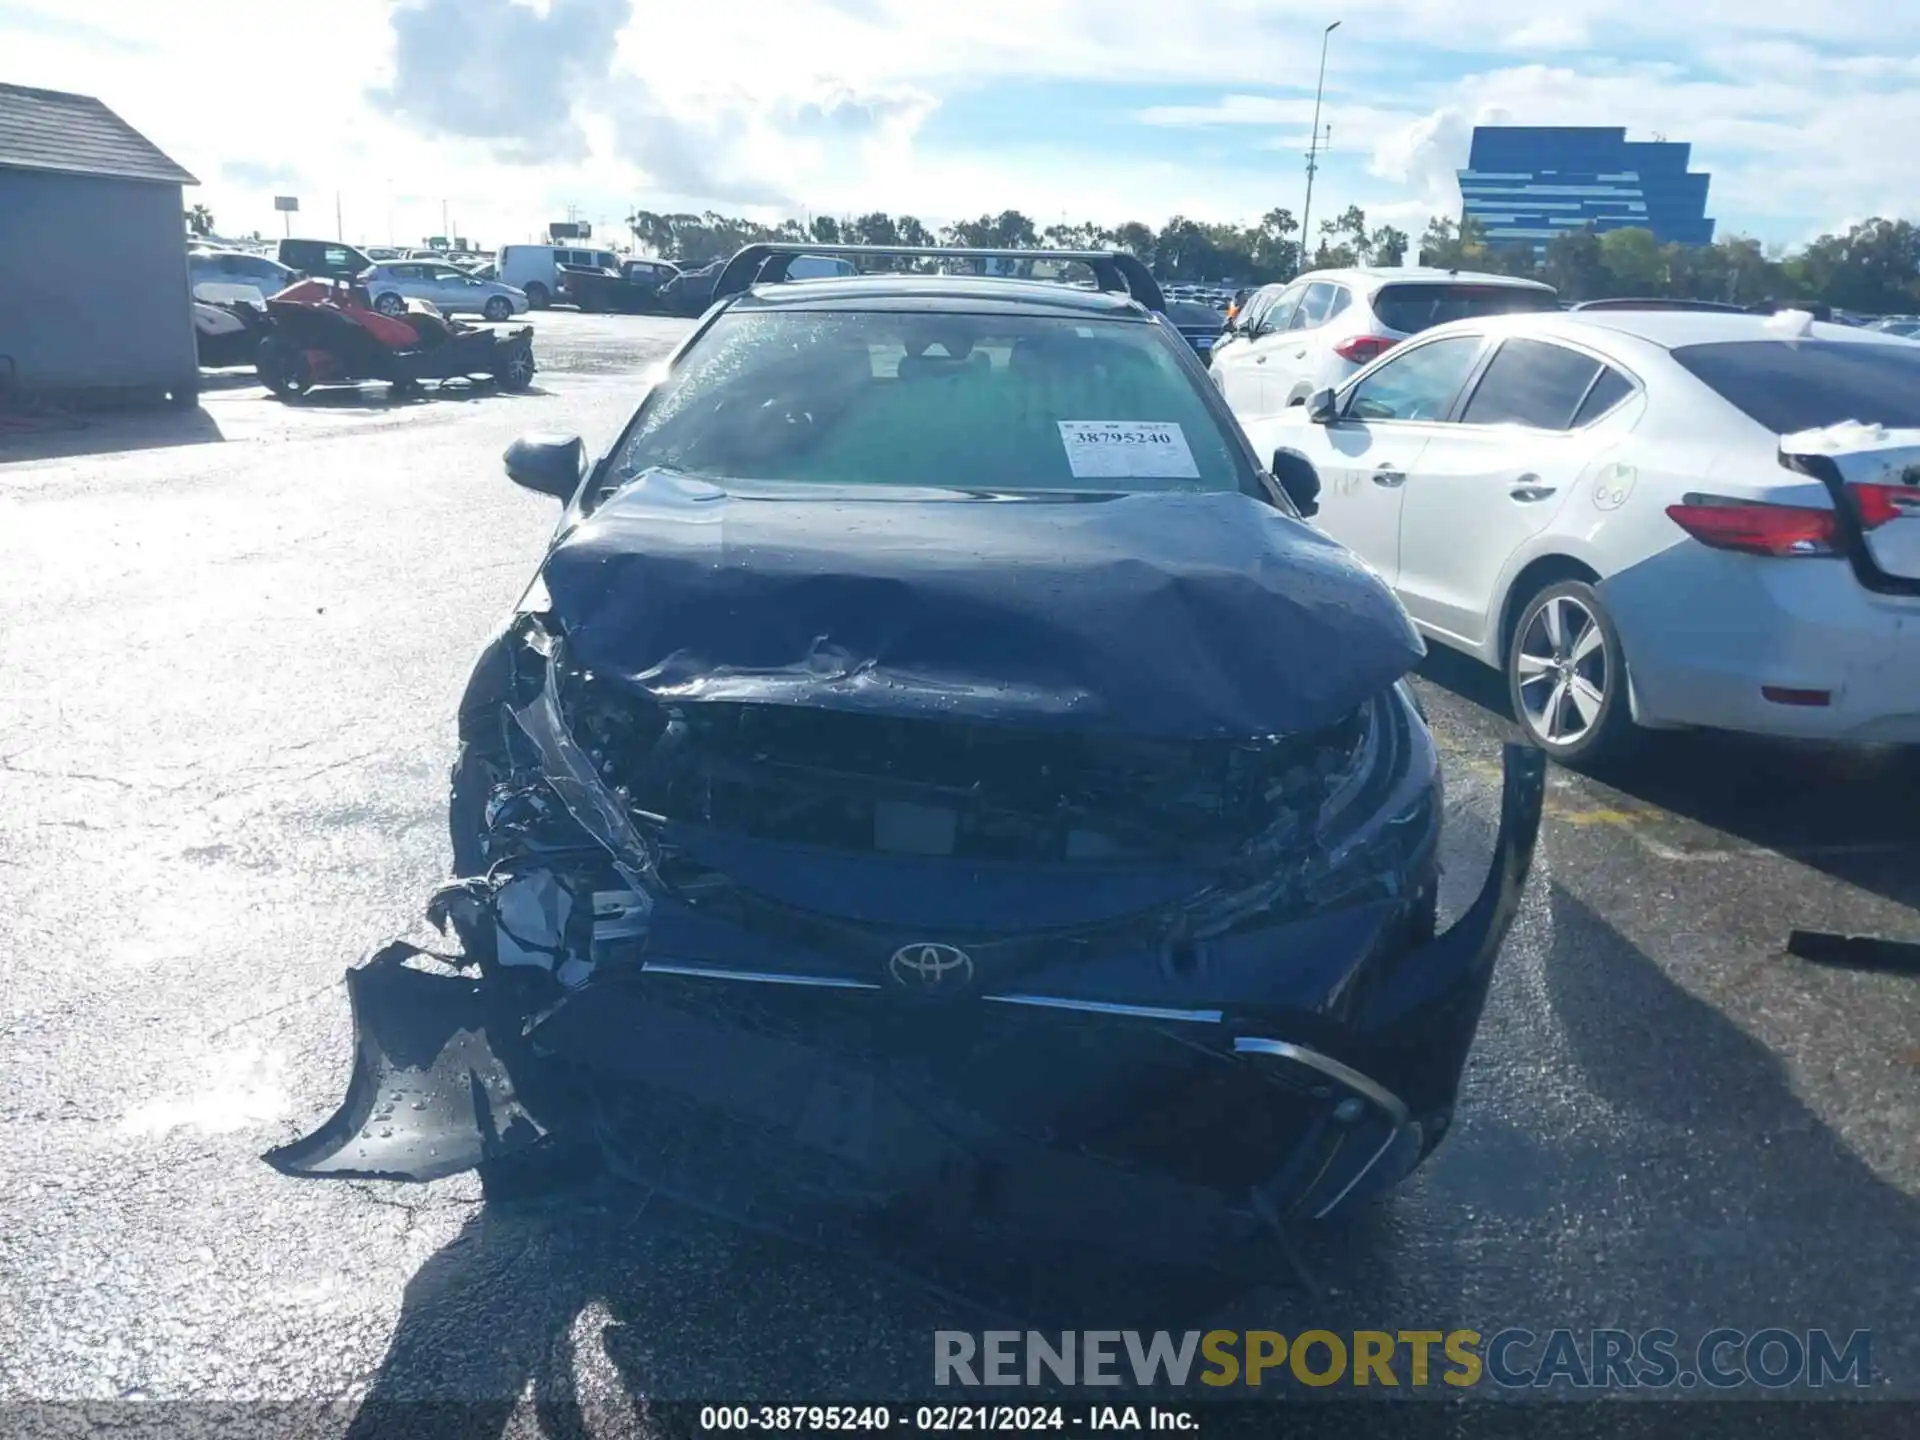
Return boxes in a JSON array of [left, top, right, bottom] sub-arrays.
[[187, 237, 539, 396], [1215, 282, 1919, 758], [1163, 282, 1236, 312], [190, 233, 881, 331], [189, 238, 532, 321]]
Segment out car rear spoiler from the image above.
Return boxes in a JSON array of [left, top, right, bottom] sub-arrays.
[[710, 243, 1167, 314], [1569, 297, 1749, 314]]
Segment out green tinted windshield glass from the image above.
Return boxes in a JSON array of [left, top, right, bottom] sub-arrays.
[[615, 311, 1254, 493]]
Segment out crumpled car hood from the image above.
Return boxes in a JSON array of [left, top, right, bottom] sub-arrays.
[[540, 472, 1424, 739]]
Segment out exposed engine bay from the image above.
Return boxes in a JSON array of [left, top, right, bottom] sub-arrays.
[[561, 677, 1377, 865], [431, 614, 1432, 999]]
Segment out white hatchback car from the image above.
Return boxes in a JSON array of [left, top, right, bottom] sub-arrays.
[[1242, 308, 1920, 760], [1211, 267, 1559, 423]]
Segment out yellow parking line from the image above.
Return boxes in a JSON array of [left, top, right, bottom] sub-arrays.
[[1449, 744, 1914, 865], [1554, 806, 1647, 828]]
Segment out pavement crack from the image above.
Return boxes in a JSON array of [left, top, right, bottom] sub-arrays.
[[343, 1182, 483, 1232], [208, 749, 385, 802], [204, 980, 343, 1043], [0, 755, 140, 791]]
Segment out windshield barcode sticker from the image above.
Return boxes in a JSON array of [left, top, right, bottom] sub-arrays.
[[1058, 422, 1200, 480]]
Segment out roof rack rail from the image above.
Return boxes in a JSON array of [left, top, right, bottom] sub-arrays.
[[1569, 297, 1749, 314], [710, 243, 1166, 314]]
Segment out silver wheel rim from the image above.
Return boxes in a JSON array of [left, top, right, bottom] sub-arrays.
[[506, 353, 532, 384], [1516, 595, 1609, 746], [377, 295, 402, 315]]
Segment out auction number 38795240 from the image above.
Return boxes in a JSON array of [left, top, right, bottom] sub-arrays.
[[697, 1404, 1088, 1431]]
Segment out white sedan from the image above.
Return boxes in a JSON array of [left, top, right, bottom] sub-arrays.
[[364, 261, 530, 322], [1243, 308, 1920, 761]]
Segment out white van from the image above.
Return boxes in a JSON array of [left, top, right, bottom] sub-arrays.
[[498, 243, 619, 309]]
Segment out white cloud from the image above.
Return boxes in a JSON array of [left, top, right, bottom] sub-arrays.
[[1139, 96, 1312, 127], [6, 0, 1920, 245], [1503, 15, 1592, 51], [1368, 104, 1514, 216], [373, 0, 629, 161]]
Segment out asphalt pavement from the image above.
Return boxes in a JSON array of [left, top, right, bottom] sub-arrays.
[[2, 310, 1917, 1433]]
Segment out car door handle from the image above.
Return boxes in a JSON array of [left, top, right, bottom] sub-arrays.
[[1255, 355, 1267, 364], [1373, 466, 1407, 488], [1509, 477, 1557, 502]]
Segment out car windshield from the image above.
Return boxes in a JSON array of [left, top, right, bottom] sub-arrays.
[[612, 310, 1255, 494], [1371, 282, 1560, 335], [1673, 339, 1920, 432]]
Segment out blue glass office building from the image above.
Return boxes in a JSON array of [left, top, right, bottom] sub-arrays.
[[1457, 126, 1714, 251]]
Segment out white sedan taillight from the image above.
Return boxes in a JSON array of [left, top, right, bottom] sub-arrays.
[[1666, 485, 1904, 558]]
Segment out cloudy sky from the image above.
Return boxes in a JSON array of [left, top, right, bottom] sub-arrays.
[[6, 0, 1917, 252]]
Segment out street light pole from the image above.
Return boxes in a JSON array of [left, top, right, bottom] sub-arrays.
[[1299, 19, 1341, 276]]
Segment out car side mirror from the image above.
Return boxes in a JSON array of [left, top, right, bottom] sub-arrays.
[[504, 432, 585, 500], [1306, 387, 1339, 424], [1271, 453, 1320, 516]]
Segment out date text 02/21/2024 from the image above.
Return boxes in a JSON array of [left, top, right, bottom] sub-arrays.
[[697, 1404, 1198, 1432]]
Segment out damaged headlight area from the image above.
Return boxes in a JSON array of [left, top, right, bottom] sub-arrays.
[[568, 675, 1390, 870], [424, 622, 665, 991], [438, 614, 1437, 984]]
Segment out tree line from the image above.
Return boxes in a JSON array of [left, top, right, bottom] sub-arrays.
[[628, 205, 1920, 315], [1419, 215, 1920, 315], [626, 205, 1395, 285]]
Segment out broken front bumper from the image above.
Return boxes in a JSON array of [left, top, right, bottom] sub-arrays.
[[266, 745, 1546, 1234]]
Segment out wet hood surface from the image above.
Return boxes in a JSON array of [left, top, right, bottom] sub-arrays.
[[541, 473, 1423, 738]]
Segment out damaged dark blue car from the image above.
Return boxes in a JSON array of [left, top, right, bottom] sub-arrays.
[[269, 245, 1545, 1278]]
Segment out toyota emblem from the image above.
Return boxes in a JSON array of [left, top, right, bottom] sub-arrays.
[[888, 942, 975, 991]]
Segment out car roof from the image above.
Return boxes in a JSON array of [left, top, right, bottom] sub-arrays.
[[1404, 307, 1920, 358], [1289, 265, 1556, 294], [1516, 309, 1911, 350], [727, 274, 1152, 318]]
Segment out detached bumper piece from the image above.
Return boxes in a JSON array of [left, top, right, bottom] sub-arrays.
[[267, 746, 1545, 1279], [262, 942, 554, 1183]]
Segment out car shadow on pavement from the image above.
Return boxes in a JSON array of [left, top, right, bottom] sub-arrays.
[[341, 879, 1920, 1430], [0, 404, 224, 464], [1414, 645, 1919, 910], [1242, 880, 1920, 1387], [1583, 732, 1920, 908], [199, 369, 266, 392], [1413, 644, 1512, 717], [278, 383, 555, 412]]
